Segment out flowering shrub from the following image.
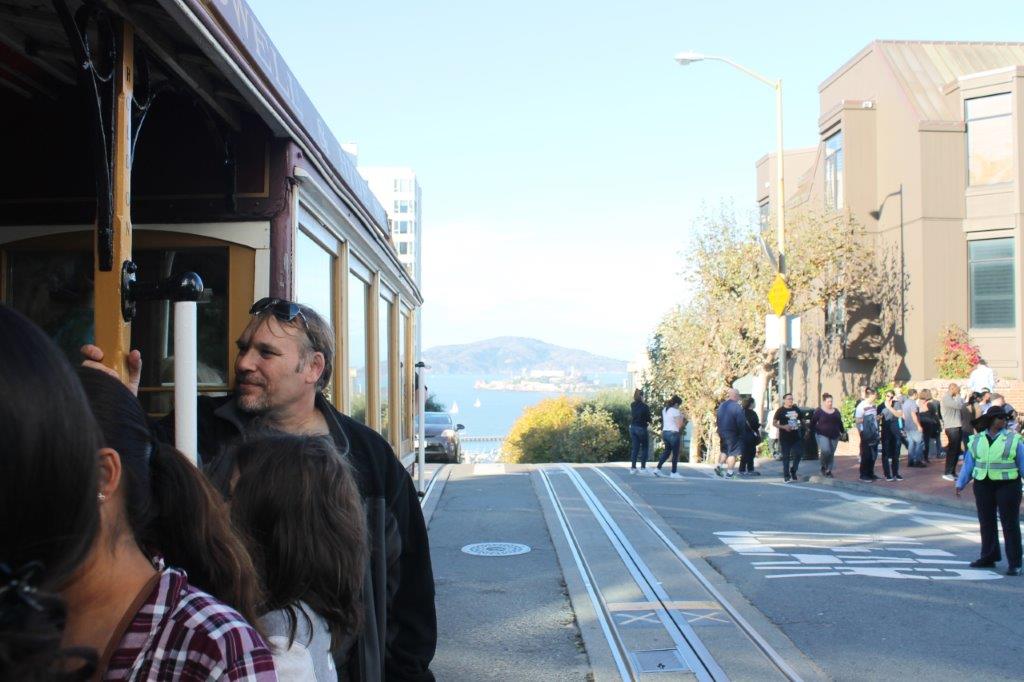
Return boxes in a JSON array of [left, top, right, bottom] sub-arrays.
[[935, 324, 980, 379]]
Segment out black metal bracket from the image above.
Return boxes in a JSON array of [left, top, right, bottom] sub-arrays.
[[120, 260, 204, 322]]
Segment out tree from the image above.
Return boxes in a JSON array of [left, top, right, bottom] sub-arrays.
[[645, 203, 881, 461]]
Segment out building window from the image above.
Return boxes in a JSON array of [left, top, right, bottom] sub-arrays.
[[825, 295, 846, 338], [758, 201, 770, 233], [398, 242, 409, 255], [394, 200, 411, 214], [348, 272, 369, 423], [969, 238, 1015, 329], [966, 93, 1013, 186], [824, 131, 844, 211], [395, 220, 409, 234]]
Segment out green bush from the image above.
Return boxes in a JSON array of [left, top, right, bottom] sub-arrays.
[[563, 406, 621, 463], [504, 396, 621, 463], [580, 390, 632, 461]]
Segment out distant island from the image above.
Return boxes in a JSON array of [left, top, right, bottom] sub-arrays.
[[423, 336, 627, 380]]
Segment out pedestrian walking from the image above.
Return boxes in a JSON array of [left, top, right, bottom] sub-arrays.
[[629, 389, 652, 474], [918, 389, 941, 464], [941, 383, 966, 481], [655, 395, 685, 478], [856, 389, 881, 481], [879, 390, 904, 481], [810, 393, 844, 478], [955, 405, 1023, 576], [715, 389, 746, 479], [903, 388, 926, 467], [739, 396, 762, 476], [772, 393, 803, 482]]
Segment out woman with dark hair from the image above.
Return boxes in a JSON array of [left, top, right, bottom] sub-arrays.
[[0, 305, 102, 680], [629, 389, 652, 475], [69, 367, 275, 680], [810, 393, 844, 478], [228, 434, 367, 680], [739, 397, 762, 476], [655, 396, 685, 479]]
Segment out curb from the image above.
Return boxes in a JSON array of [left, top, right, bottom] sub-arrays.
[[805, 473, 975, 511]]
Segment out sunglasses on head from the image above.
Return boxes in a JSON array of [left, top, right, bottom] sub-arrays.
[[249, 297, 305, 322]]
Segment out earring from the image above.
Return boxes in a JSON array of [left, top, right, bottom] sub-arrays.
[[97, 492, 107, 502]]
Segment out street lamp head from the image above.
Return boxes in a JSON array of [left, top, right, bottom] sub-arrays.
[[674, 51, 706, 66], [868, 210, 882, 220]]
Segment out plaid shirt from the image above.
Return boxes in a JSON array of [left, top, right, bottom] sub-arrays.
[[104, 567, 277, 680]]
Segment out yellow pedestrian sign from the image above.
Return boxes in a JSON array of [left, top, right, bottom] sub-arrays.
[[768, 274, 791, 316]]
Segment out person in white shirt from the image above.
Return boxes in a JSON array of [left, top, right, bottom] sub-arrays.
[[969, 359, 996, 397], [656, 396, 686, 479]]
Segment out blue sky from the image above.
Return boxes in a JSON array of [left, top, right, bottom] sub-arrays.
[[248, 0, 1024, 361]]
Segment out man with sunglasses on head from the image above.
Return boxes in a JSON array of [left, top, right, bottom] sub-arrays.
[[82, 297, 437, 682]]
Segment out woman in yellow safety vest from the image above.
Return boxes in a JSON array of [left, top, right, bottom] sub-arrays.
[[955, 404, 1023, 576]]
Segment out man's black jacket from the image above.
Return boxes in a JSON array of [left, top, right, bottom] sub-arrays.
[[153, 394, 436, 682]]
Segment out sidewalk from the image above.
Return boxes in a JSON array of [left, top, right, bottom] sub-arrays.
[[806, 452, 975, 511]]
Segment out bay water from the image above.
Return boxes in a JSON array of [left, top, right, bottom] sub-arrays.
[[425, 372, 628, 453]]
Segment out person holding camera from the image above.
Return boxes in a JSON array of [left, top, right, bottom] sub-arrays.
[[880, 390, 904, 481]]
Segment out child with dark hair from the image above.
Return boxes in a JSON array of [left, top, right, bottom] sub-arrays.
[[228, 434, 368, 680], [0, 305, 102, 680], [72, 367, 275, 680]]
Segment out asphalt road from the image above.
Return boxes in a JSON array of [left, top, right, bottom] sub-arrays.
[[616, 465, 1024, 681]]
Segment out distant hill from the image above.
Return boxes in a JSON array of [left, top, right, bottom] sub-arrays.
[[423, 336, 627, 376]]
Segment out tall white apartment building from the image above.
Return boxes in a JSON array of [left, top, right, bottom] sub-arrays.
[[359, 164, 423, 358], [360, 166, 422, 287]]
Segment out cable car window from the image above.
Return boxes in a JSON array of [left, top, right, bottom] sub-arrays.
[[348, 271, 368, 423], [6, 250, 94, 365], [379, 295, 391, 437]]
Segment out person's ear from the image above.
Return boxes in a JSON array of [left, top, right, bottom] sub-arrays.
[[97, 447, 122, 502], [306, 351, 326, 386]]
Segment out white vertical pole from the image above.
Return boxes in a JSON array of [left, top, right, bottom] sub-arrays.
[[174, 301, 198, 464], [417, 364, 427, 494]]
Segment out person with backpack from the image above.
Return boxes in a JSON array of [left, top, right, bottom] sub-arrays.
[[629, 389, 652, 475], [856, 388, 882, 481]]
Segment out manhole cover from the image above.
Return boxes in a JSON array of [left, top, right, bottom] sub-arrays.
[[461, 542, 531, 557]]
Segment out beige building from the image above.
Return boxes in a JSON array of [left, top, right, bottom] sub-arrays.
[[757, 40, 1024, 403]]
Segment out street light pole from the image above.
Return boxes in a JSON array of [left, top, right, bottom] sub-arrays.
[[774, 78, 788, 400], [674, 51, 788, 397]]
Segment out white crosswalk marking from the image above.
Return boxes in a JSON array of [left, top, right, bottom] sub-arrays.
[[716, 531, 1002, 581]]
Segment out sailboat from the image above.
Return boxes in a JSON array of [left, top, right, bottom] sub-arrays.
[[450, 401, 460, 414], [473, 398, 481, 408]]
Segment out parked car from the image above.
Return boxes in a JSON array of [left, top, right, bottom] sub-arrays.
[[415, 412, 464, 463]]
